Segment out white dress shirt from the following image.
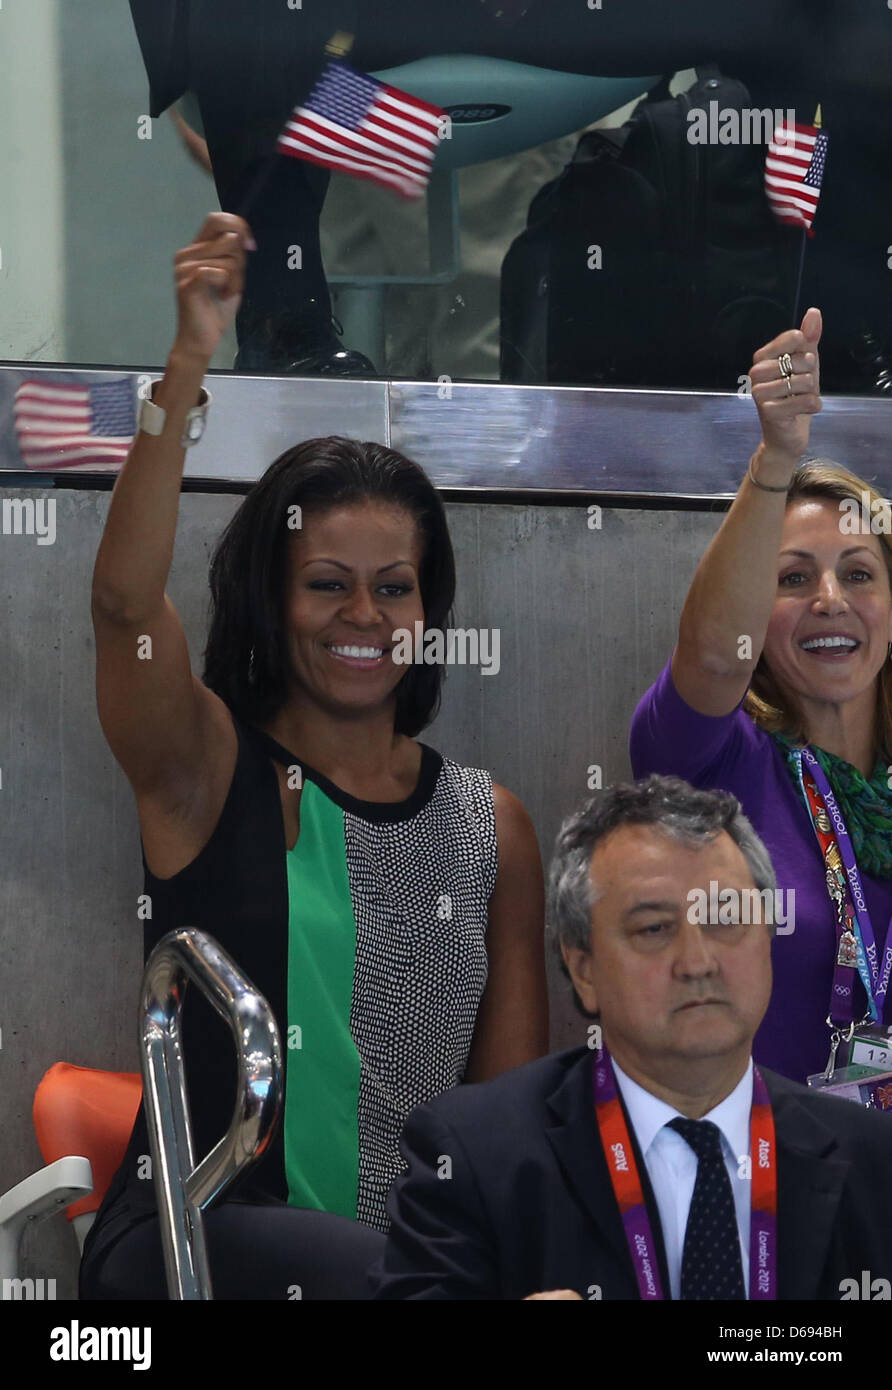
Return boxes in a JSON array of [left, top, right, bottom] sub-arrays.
[[611, 1057, 754, 1299]]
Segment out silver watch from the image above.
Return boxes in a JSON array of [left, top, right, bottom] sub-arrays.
[[138, 380, 212, 447]]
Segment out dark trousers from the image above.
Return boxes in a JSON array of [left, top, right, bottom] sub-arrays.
[[79, 1201, 386, 1300]]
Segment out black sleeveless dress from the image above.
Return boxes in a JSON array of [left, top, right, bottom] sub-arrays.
[[80, 712, 497, 1280]]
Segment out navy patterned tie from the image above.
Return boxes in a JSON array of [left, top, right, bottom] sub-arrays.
[[668, 1117, 746, 1300]]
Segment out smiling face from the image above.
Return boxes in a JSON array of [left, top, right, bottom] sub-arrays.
[[281, 500, 425, 717], [762, 497, 892, 716], [563, 824, 773, 1083]]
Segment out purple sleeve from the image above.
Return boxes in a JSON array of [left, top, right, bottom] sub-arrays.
[[629, 652, 764, 784]]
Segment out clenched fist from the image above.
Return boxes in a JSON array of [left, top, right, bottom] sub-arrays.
[[749, 306, 823, 466], [173, 212, 255, 365]]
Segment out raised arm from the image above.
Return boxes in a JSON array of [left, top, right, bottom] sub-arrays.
[[671, 307, 823, 717], [91, 214, 253, 868]]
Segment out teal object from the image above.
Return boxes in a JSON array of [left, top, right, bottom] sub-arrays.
[[182, 59, 659, 169], [371, 55, 660, 169]]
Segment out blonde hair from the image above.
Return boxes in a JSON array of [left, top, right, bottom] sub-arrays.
[[744, 458, 892, 761]]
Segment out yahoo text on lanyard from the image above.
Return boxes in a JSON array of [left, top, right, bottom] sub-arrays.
[[793, 749, 892, 1068], [592, 1046, 778, 1300]]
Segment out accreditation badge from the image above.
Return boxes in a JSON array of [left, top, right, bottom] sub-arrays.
[[865, 1076, 892, 1111], [808, 1063, 892, 1106], [837, 930, 859, 969], [849, 1024, 892, 1072]]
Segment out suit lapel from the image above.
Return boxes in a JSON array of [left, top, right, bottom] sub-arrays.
[[544, 1058, 851, 1301], [543, 1049, 670, 1296], [765, 1070, 850, 1299]]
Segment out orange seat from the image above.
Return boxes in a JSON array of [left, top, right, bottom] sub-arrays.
[[33, 1063, 142, 1220]]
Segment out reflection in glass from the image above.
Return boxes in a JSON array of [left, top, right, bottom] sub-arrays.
[[2, 2, 889, 393]]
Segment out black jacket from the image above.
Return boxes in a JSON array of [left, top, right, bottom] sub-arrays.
[[372, 1045, 892, 1300]]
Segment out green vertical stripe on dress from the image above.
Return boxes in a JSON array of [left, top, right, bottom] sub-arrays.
[[284, 779, 360, 1216]]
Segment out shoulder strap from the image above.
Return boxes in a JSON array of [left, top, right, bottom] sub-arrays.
[[238, 719, 300, 769]]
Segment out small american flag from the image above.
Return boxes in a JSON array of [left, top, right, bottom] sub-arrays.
[[764, 121, 829, 231], [276, 59, 445, 199], [14, 378, 135, 471]]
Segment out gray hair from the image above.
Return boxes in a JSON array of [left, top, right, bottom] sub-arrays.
[[548, 774, 777, 958]]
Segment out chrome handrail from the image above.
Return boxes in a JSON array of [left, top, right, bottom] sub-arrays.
[[139, 928, 283, 1300]]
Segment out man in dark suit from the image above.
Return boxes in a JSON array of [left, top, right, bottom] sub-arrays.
[[127, 2, 892, 389], [372, 774, 892, 1300]]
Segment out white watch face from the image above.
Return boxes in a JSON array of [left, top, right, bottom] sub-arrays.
[[139, 398, 165, 435]]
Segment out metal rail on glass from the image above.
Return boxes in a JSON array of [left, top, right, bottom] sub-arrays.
[[139, 927, 283, 1300], [4, 364, 892, 497]]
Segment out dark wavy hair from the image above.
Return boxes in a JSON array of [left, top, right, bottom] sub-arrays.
[[202, 436, 455, 736]]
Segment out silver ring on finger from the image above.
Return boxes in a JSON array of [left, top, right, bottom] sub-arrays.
[[785, 376, 794, 396], [778, 352, 794, 378]]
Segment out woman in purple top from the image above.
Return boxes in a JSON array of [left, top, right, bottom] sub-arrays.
[[630, 306, 892, 1084]]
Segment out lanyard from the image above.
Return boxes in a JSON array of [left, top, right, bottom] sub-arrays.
[[792, 748, 892, 1036], [592, 1046, 778, 1300]]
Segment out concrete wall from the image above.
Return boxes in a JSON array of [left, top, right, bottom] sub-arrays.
[[0, 485, 715, 1294]]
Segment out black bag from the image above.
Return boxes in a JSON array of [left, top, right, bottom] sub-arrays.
[[500, 66, 802, 388]]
